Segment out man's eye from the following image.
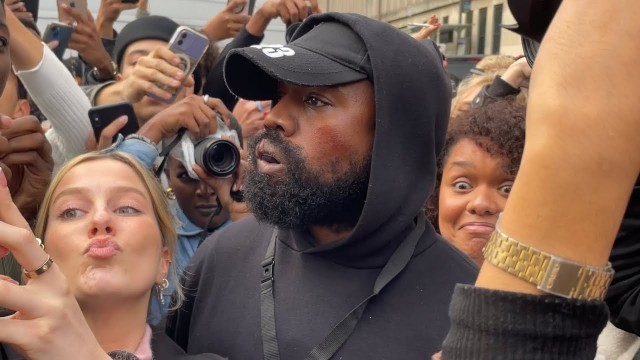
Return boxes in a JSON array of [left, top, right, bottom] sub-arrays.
[[115, 206, 140, 215], [0, 37, 9, 49], [452, 181, 472, 191], [304, 96, 327, 107], [59, 208, 85, 219]]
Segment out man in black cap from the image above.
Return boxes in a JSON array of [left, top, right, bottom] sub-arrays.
[[168, 12, 477, 360]]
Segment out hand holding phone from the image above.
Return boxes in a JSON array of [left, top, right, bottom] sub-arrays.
[[57, 0, 88, 23], [88, 101, 140, 146], [147, 26, 209, 104], [228, 0, 255, 16], [43, 22, 73, 60]]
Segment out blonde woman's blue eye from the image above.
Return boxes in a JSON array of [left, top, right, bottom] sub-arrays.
[[60, 209, 85, 219], [115, 206, 139, 215]]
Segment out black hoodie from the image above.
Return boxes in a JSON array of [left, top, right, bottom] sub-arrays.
[[167, 13, 477, 359]]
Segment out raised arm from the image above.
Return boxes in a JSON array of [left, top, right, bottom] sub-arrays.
[[442, 0, 640, 358], [6, 6, 92, 167]]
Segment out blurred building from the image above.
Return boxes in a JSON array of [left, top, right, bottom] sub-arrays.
[[316, 0, 522, 57]]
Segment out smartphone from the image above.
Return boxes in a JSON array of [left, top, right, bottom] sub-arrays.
[[149, 26, 209, 104], [88, 101, 140, 143], [24, 0, 40, 22], [57, 0, 88, 23], [42, 22, 73, 60], [229, 0, 256, 16], [122, 0, 139, 3]]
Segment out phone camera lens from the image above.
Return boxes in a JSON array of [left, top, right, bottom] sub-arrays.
[[70, 1, 76, 8], [181, 33, 187, 39], [177, 40, 184, 46]]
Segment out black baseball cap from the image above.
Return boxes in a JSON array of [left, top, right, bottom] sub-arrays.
[[224, 20, 372, 101]]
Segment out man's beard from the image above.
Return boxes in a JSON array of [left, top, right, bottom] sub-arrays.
[[245, 130, 371, 231]]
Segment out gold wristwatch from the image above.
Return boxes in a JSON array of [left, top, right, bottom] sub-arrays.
[[483, 221, 614, 301]]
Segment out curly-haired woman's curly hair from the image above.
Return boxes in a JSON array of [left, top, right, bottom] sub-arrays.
[[426, 96, 526, 229]]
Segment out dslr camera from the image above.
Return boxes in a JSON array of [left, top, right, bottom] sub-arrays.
[[181, 115, 241, 178]]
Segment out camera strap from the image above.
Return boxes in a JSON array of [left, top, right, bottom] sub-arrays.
[[154, 128, 187, 178], [260, 216, 425, 360]]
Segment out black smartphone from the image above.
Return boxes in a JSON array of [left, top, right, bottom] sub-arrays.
[[24, 0, 40, 22], [121, 0, 139, 3], [88, 101, 140, 143], [42, 22, 73, 60]]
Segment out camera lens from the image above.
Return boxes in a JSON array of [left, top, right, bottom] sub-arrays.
[[181, 32, 187, 39], [177, 40, 183, 46], [194, 138, 240, 178]]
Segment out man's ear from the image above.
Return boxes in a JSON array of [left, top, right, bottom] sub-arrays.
[[115, 73, 124, 82], [13, 99, 31, 118]]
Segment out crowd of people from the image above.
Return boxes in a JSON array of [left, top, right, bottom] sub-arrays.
[[0, 0, 638, 359]]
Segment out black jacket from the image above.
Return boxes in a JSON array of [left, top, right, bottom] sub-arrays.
[[167, 12, 477, 360]]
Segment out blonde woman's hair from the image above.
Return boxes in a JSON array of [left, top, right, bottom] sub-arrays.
[[34, 151, 183, 310], [475, 55, 516, 75], [450, 73, 496, 120]]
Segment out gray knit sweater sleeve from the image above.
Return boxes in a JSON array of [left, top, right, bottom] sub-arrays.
[[441, 284, 609, 360]]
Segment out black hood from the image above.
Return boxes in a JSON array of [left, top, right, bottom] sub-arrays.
[[225, 13, 451, 267]]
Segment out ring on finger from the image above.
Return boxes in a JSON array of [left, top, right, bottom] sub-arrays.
[[72, 21, 78, 30], [202, 94, 210, 104], [23, 255, 54, 279]]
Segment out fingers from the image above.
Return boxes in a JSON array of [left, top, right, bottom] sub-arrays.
[[0, 215, 40, 265], [308, 0, 320, 14], [60, 2, 87, 24], [0, 114, 12, 130], [225, 0, 247, 12], [0, 168, 31, 231], [47, 40, 60, 50], [8, 2, 26, 12], [1, 116, 42, 138], [204, 96, 231, 126], [97, 116, 128, 150], [85, 129, 97, 151], [186, 96, 216, 138]]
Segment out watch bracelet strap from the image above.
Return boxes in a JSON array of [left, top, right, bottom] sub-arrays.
[[93, 60, 118, 81], [483, 229, 614, 301]]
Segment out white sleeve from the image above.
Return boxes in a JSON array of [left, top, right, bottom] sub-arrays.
[[15, 44, 91, 161]]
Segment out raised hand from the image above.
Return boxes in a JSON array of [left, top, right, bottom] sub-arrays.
[[137, 94, 230, 143], [61, 4, 114, 79], [202, 0, 251, 41], [0, 116, 53, 223]]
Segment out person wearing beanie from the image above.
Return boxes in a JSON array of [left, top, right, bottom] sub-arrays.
[[82, 15, 203, 127], [167, 12, 476, 360]]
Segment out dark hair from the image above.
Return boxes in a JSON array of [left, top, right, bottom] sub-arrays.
[[425, 96, 526, 226]]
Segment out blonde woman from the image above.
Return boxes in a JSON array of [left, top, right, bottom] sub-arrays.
[[0, 152, 222, 360]]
